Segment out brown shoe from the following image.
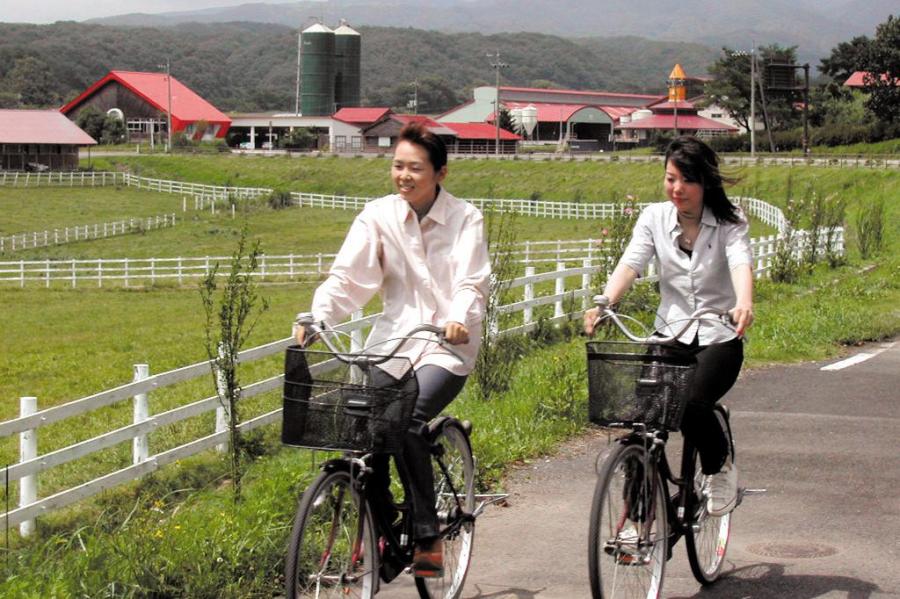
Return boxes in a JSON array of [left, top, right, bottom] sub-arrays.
[[413, 538, 443, 578]]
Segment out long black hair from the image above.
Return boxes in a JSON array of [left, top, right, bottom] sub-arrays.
[[665, 136, 742, 224]]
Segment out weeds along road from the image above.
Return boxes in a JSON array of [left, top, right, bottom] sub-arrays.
[[379, 338, 900, 599]]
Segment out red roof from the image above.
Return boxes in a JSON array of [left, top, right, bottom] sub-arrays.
[[392, 114, 458, 136], [333, 107, 392, 124], [0, 109, 97, 145], [440, 122, 521, 140], [647, 100, 697, 111], [500, 86, 661, 102], [618, 114, 737, 131], [60, 71, 231, 135], [844, 71, 899, 87]]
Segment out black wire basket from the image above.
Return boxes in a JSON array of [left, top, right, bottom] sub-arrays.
[[585, 341, 697, 431], [282, 346, 418, 453]]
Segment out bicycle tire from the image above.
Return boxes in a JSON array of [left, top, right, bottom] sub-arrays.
[[588, 442, 667, 599], [685, 408, 733, 584], [415, 419, 476, 599], [285, 468, 377, 599]]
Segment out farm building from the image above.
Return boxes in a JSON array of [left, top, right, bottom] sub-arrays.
[[438, 65, 739, 149], [617, 65, 739, 143], [360, 113, 520, 154], [60, 71, 231, 145], [0, 109, 96, 171]]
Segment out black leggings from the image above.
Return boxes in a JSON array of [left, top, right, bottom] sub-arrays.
[[370, 365, 467, 541], [676, 336, 744, 475]]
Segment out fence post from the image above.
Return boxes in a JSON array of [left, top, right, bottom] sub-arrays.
[[133, 365, 150, 464], [19, 396, 38, 537], [582, 258, 592, 309], [215, 344, 230, 453], [524, 266, 535, 326], [20, 260, 24, 288], [554, 261, 565, 319], [124, 258, 130, 288]]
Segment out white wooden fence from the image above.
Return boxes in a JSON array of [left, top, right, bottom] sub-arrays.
[[0, 214, 177, 253], [0, 223, 844, 288], [0, 266, 594, 534]]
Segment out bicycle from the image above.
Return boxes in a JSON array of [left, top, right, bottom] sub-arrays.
[[282, 314, 503, 599], [585, 295, 741, 598]]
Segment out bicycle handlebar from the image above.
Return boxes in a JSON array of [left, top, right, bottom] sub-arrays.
[[590, 294, 734, 344], [293, 313, 465, 366]]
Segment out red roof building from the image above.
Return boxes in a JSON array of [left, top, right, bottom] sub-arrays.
[[0, 109, 96, 171], [60, 71, 231, 143], [844, 71, 899, 88], [333, 107, 392, 127]]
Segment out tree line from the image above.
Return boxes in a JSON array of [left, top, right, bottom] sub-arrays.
[[0, 21, 716, 113]]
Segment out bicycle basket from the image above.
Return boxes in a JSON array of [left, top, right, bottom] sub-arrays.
[[585, 341, 697, 430], [282, 346, 418, 453]]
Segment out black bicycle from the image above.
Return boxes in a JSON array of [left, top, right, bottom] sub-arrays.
[[586, 296, 740, 598], [282, 315, 502, 599]]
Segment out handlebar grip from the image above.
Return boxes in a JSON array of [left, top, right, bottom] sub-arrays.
[[592, 294, 611, 309]]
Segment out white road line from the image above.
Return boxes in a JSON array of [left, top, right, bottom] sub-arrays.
[[821, 342, 895, 371]]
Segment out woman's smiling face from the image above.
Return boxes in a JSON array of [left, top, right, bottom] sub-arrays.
[[391, 140, 447, 210]]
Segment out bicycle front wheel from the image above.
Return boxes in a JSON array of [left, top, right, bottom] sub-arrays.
[[285, 469, 377, 599], [415, 419, 476, 599], [588, 442, 667, 599], [685, 448, 731, 584]]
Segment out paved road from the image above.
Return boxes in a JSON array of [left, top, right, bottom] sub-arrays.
[[381, 339, 900, 598]]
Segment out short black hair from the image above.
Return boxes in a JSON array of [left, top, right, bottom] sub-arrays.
[[397, 121, 447, 172], [665, 135, 741, 224]]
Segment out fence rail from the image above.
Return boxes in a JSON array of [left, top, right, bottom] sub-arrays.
[[1, 220, 842, 288], [0, 214, 177, 254], [0, 219, 846, 532]]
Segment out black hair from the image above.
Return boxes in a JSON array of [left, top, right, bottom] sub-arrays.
[[665, 136, 741, 224], [397, 121, 447, 172]]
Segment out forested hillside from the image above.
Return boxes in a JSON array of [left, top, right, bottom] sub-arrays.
[[0, 21, 718, 113]]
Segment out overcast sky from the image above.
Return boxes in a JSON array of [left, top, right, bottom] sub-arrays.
[[1, 1, 299, 24]]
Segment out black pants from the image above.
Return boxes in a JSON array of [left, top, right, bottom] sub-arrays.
[[370, 365, 467, 541], [676, 336, 744, 475]]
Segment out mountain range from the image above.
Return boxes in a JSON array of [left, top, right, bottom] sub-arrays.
[[86, 0, 897, 65]]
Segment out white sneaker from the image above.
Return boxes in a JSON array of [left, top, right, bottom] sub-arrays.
[[705, 458, 738, 517]]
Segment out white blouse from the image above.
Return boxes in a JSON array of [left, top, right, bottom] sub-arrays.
[[618, 202, 752, 345], [311, 187, 490, 375]]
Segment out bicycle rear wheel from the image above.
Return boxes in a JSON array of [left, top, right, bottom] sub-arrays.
[[588, 442, 667, 599], [285, 469, 377, 599], [685, 410, 733, 584], [415, 419, 476, 599]]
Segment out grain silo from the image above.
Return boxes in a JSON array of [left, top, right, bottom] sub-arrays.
[[334, 21, 361, 110], [300, 23, 336, 116]]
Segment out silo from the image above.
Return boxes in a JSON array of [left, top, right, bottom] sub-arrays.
[[334, 21, 361, 109], [300, 23, 335, 116]]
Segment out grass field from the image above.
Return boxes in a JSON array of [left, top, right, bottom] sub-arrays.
[[0, 152, 897, 597]]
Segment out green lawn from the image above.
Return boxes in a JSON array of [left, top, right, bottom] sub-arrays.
[[0, 151, 898, 597]]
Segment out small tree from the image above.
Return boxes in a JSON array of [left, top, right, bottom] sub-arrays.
[[591, 194, 639, 293], [473, 206, 519, 402], [199, 226, 269, 501], [855, 196, 885, 259]]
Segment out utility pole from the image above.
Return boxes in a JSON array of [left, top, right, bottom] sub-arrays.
[[294, 29, 302, 115], [488, 50, 508, 156], [802, 63, 810, 157], [163, 59, 173, 153], [750, 44, 756, 159]]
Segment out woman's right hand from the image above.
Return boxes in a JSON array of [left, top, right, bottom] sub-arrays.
[[293, 323, 308, 347], [583, 307, 600, 335]]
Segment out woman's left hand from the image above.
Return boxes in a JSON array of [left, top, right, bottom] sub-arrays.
[[444, 321, 470, 345], [729, 305, 754, 337]]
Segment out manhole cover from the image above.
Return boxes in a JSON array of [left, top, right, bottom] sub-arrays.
[[746, 542, 838, 559]]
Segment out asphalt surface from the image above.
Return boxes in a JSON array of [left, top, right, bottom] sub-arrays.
[[380, 338, 900, 598]]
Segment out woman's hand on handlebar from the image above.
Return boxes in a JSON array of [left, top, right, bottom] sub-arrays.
[[444, 321, 469, 345], [293, 323, 309, 347], [583, 307, 601, 336], [728, 304, 754, 337]]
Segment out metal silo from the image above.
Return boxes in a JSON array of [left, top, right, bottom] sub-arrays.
[[334, 21, 361, 109], [300, 22, 335, 116]]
